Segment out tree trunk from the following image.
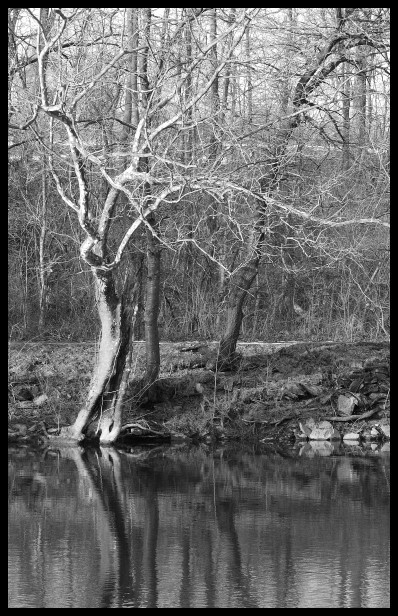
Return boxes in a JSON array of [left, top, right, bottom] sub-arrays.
[[218, 260, 259, 368], [341, 62, 351, 172], [143, 216, 161, 387], [38, 159, 48, 332], [218, 20, 363, 362], [132, 7, 161, 394], [60, 269, 134, 443], [353, 45, 367, 150], [245, 24, 252, 122]]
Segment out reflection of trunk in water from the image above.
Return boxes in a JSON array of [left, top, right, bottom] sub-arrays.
[[215, 499, 258, 608], [203, 528, 217, 608], [141, 489, 159, 608], [273, 527, 295, 608], [55, 447, 134, 608], [56, 447, 161, 608], [179, 529, 191, 608]]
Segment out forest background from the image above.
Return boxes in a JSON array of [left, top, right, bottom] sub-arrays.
[[8, 8, 390, 442]]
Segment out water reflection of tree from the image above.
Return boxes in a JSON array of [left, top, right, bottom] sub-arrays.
[[58, 447, 160, 608], [8, 446, 390, 608], [215, 498, 258, 608]]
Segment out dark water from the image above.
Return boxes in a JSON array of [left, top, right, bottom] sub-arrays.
[[8, 442, 390, 608]]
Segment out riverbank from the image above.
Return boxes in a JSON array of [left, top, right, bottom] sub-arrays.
[[8, 340, 390, 449]]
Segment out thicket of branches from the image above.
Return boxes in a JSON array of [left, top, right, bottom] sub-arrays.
[[9, 7, 390, 345]]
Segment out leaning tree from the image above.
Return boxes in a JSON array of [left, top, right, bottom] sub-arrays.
[[9, 8, 259, 442], [215, 7, 390, 366]]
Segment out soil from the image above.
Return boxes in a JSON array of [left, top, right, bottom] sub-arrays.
[[8, 340, 390, 447]]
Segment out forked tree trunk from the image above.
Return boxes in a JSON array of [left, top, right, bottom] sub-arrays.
[[218, 21, 361, 365], [60, 269, 134, 443]]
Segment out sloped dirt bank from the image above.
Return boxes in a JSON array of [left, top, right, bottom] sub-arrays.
[[8, 340, 389, 448]]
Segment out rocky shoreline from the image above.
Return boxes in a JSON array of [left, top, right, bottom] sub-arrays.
[[8, 340, 390, 451]]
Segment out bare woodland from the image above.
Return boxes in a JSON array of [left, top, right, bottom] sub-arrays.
[[8, 8, 390, 443]]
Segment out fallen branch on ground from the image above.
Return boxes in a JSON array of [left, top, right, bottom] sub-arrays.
[[120, 421, 168, 436], [320, 408, 381, 422]]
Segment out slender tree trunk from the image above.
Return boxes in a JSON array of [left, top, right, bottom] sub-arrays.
[[341, 62, 351, 172], [144, 216, 161, 386], [209, 8, 219, 159], [138, 8, 161, 391], [218, 260, 259, 368], [353, 45, 367, 150], [38, 159, 48, 331], [245, 25, 252, 122]]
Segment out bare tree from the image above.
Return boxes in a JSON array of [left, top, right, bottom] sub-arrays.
[[9, 8, 255, 442]]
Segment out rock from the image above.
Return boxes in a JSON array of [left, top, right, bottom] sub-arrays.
[[298, 417, 316, 437], [12, 423, 28, 435], [337, 394, 358, 416], [33, 394, 49, 407], [379, 424, 390, 439], [368, 392, 386, 401], [300, 383, 323, 397], [170, 432, 192, 444], [282, 382, 305, 399], [297, 425, 310, 438], [38, 366, 55, 378], [309, 421, 341, 441], [343, 432, 361, 441]]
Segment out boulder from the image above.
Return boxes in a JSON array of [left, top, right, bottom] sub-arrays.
[[33, 394, 49, 407], [298, 417, 316, 437], [379, 423, 390, 439], [337, 394, 358, 416], [343, 432, 361, 441], [309, 420, 341, 441], [12, 423, 28, 435]]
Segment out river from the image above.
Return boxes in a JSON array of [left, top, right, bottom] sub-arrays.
[[8, 442, 390, 608]]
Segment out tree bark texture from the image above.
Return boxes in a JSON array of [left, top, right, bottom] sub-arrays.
[[218, 260, 259, 368], [144, 216, 161, 387], [61, 269, 135, 443]]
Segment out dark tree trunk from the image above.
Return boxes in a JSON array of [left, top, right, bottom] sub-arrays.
[[143, 216, 161, 387], [218, 21, 361, 362], [218, 260, 259, 368], [341, 62, 351, 172]]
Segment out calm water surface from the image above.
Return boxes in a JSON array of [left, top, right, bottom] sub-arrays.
[[8, 442, 390, 608]]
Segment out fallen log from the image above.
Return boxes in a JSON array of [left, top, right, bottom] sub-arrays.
[[320, 408, 381, 422]]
